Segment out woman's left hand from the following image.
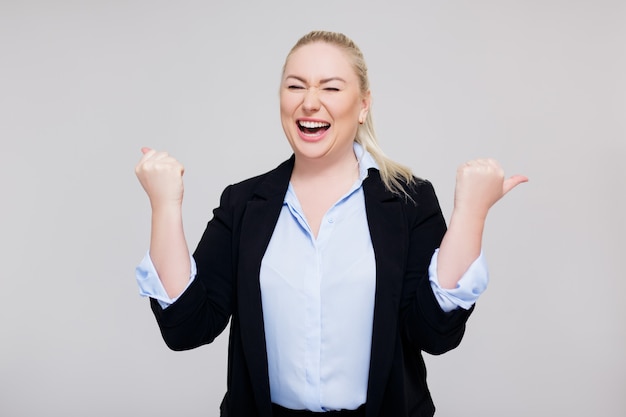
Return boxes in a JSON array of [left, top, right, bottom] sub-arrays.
[[453, 158, 528, 219]]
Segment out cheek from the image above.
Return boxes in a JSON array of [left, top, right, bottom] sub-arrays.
[[330, 98, 362, 122], [279, 96, 296, 136], [280, 93, 298, 115]]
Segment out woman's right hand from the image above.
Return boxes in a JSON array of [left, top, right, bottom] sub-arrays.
[[135, 147, 185, 209]]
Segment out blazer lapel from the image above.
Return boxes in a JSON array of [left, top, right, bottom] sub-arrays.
[[362, 170, 408, 417], [237, 156, 294, 416]]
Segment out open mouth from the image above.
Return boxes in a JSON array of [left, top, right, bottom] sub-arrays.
[[298, 120, 330, 136]]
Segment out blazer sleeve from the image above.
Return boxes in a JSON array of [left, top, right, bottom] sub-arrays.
[[400, 180, 474, 355], [149, 185, 236, 351]]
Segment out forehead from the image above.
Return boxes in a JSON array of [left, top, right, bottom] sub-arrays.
[[284, 42, 356, 81]]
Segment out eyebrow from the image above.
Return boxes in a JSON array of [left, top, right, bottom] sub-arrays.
[[285, 75, 347, 84]]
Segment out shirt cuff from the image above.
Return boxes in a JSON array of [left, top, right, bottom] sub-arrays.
[[428, 248, 489, 312], [135, 251, 197, 309]]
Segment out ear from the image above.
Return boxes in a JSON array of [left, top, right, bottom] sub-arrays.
[[359, 90, 371, 122]]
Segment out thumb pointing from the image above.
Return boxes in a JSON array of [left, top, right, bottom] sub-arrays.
[[503, 175, 529, 195]]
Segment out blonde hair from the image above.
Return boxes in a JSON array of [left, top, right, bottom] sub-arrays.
[[283, 30, 416, 197]]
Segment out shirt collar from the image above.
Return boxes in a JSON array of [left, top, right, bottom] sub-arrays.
[[354, 141, 378, 181]]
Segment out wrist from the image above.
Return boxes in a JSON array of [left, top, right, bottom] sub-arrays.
[[150, 196, 183, 211], [448, 208, 487, 237], [450, 204, 489, 222], [151, 201, 183, 221]]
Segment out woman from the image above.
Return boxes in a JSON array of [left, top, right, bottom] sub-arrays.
[[135, 31, 527, 417]]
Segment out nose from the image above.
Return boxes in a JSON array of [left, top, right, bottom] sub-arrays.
[[302, 87, 321, 113]]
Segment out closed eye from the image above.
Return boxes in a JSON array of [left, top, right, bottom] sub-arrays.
[[287, 85, 305, 90], [324, 87, 340, 92]]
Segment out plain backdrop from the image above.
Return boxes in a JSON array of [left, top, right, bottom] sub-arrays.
[[1, 1, 624, 416]]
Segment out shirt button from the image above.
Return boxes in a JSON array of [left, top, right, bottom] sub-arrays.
[[328, 218, 334, 223]]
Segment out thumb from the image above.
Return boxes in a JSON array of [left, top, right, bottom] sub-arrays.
[[502, 174, 529, 195], [141, 147, 152, 155]]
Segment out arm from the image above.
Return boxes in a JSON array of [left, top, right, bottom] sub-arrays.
[[401, 181, 473, 355], [135, 148, 191, 299], [437, 159, 527, 289], [150, 185, 236, 350], [135, 148, 235, 350], [401, 164, 526, 354]]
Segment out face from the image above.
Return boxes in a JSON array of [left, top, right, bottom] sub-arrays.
[[280, 42, 370, 165]]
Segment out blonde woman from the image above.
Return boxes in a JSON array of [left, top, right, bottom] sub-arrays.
[[135, 31, 527, 417]]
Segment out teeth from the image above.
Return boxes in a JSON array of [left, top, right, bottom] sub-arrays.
[[298, 120, 330, 129]]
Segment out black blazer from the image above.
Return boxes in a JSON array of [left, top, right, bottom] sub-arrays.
[[150, 155, 473, 417]]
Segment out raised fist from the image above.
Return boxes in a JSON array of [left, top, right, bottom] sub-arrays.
[[453, 158, 527, 218], [135, 147, 185, 208]]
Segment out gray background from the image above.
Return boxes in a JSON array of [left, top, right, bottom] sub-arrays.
[[1, 1, 624, 416]]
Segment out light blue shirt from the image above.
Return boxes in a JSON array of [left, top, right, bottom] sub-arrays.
[[135, 143, 488, 410], [259, 162, 376, 411]]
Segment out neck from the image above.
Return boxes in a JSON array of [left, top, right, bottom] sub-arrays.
[[291, 147, 359, 184]]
